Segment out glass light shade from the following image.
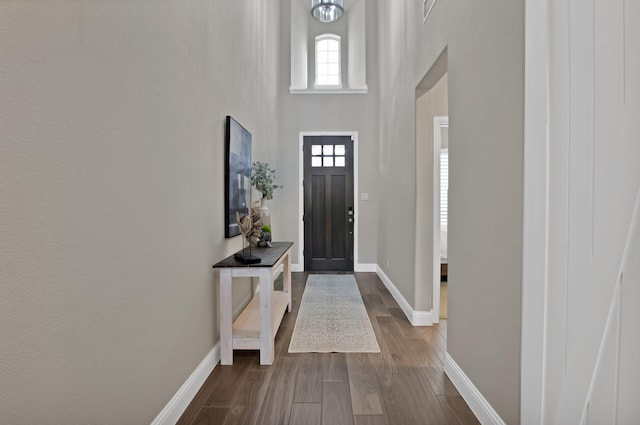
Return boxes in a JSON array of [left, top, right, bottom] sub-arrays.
[[311, 0, 344, 23]]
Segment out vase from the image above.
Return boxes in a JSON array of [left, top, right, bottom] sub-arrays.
[[259, 198, 271, 227]]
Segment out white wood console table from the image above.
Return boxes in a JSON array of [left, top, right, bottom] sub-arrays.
[[212, 242, 293, 365]]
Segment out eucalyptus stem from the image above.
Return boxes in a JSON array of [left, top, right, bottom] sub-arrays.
[[251, 161, 281, 200]]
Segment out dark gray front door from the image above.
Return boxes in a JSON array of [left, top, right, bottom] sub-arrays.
[[303, 136, 354, 271]]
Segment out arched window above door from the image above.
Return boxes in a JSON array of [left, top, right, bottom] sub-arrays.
[[315, 34, 342, 88], [289, 0, 367, 93]]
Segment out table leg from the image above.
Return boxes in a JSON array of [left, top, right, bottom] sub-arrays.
[[258, 269, 273, 365], [284, 249, 292, 312], [219, 269, 233, 365]]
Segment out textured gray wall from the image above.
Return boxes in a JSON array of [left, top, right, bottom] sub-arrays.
[[376, 1, 419, 306], [0, 1, 279, 423], [446, 2, 524, 422], [376, 0, 524, 423]]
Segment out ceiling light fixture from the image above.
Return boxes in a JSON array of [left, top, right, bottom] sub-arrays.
[[311, 0, 344, 23]]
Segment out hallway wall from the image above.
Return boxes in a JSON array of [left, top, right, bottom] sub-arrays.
[[0, 1, 279, 423], [376, 0, 524, 423], [275, 0, 380, 267]]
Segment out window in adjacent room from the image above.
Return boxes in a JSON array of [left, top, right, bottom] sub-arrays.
[[440, 147, 448, 228], [315, 34, 342, 88]]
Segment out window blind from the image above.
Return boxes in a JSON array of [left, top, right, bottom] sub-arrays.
[[440, 149, 448, 228]]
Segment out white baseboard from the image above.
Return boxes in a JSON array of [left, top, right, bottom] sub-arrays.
[[292, 263, 304, 272], [375, 265, 433, 326], [355, 263, 377, 272], [151, 291, 254, 424], [444, 353, 506, 425], [151, 343, 220, 425], [411, 310, 434, 326]]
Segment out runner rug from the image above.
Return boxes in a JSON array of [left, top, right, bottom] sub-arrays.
[[288, 274, 380, 353]]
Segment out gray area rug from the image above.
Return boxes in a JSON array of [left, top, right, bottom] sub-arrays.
[[288, 274, 380, 353]]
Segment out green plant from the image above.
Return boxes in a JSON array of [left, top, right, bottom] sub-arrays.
[[260, 224, 271, 233], [251, 161, 281, 200]]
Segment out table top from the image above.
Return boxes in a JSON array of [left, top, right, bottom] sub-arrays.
[[212, 242, 294, 268]]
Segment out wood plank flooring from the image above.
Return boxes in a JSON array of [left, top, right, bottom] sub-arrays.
[[177, 272, 480, 425]]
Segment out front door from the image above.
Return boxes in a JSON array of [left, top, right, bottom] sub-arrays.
[[303, 136, 354, 271]]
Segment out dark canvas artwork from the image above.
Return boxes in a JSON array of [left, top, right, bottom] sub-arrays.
[[225, 116, 252, 238]]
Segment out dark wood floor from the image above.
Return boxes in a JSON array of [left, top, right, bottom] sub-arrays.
[[177, 272, 480, 425]]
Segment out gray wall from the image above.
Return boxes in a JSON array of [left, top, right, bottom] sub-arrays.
[[447, 3, 523, 423], [0, 1, 279, 423], [377, 0, 524, 423], [376, 1, 419, 306], [275, 0, 379, 266]]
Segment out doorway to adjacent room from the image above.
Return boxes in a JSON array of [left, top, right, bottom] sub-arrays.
[[415, 49, 448, 323]]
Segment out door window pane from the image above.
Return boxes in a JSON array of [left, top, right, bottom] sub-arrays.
[[310, 143, 348, 168]]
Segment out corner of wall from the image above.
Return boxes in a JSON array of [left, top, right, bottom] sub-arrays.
[[444, 353, 507, 425], [375, 265, 434, 326], [150, 345, 220, 425]]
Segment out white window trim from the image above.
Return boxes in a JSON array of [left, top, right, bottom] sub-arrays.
[[314, 34, 342, 89]]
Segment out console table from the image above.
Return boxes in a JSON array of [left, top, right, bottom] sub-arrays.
[[212, 242, 293, 365]]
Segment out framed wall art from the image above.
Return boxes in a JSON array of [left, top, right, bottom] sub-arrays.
[[224, 116, 252, 238]]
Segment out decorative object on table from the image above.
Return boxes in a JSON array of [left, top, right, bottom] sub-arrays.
[[258, 200, 270, 228], [224, 116, 252, 238], [251, 161, 281, 227], [258, 224, 273, 248], [234, 203, 262, 264]]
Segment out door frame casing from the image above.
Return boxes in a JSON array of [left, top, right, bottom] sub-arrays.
[[432, 116, 448, 323], [298, 131, 359, 271]]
